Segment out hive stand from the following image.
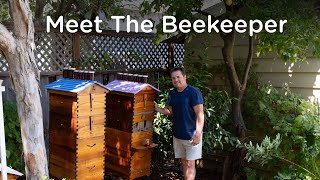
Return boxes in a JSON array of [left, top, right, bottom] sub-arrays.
[[45, 78, 109, 180], [105, 80, 160, 180]]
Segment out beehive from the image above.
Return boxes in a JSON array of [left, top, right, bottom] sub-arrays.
[[45, 78, 109, 180], [105, 79, 160, 180]]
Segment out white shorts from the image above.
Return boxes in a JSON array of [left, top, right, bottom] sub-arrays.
[[173, 135, 202, 160]]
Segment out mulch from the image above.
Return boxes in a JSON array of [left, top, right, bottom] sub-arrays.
[[105, 158, 222, 180]]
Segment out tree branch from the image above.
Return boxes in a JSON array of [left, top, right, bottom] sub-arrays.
[[222, 30, 240, 89], [0, 23, 16, 56], [241, 36, 253, 90], [35, 0, 47, 25], [8, 0, 31, 38]]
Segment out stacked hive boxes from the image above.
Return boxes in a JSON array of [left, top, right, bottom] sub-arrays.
[[105, 79, 160, 180], [45, 78, 108, 179]]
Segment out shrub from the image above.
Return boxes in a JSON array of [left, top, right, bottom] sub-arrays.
[[242, 85, 320, 179], [3, 100, 24, 172], [153, 63, 236, 159], [153, 75, 173, 158]]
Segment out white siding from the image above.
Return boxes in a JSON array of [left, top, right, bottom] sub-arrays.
[[185, 32, 320, 101]]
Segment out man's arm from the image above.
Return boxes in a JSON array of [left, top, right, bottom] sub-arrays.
[[191, 104, 204, 146], [154, 101, 172, 116]]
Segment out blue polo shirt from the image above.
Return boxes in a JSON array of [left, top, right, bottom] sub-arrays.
[[166, 85, 204, 140]]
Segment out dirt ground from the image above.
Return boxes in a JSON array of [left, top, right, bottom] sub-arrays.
[[149, 159, 221, 180], [105, 158, 222, 180]]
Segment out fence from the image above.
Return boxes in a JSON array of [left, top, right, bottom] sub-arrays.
[[0, 27, 185, 151], [0, 28, 184, 72]]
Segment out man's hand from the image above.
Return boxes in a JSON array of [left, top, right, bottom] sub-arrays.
[[154, 101, 172, 116], [191, 133, 201, 146], [154, 101, 160, 112]]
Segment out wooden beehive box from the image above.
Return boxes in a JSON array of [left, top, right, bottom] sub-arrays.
[[104, 80, 160, 180], [45, 78, 109, 180]]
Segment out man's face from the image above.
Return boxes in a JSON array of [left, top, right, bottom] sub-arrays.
[[171, 70, 187, 89]]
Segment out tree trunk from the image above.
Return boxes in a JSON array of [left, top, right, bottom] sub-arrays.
[[0, 1, 48, 179], [34, 0, 46, 26], [222, 93, 246, 180], [221, 31, 247, 180]]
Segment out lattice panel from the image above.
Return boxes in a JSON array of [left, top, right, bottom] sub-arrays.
[[0, 53, 9, 72], [80, 35, 169, 70], [34, 32, 73, 71], [0, 31, 73, 72], [0, 32, 184, 72], [174, 44, 184, 67]]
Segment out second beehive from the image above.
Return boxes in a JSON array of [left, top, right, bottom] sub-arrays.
[[105, 80, 160, 180]]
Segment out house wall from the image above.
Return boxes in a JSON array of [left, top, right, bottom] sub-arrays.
[[184, 32, 320, 101]]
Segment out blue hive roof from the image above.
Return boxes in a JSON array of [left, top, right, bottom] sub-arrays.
[[45, 78, 106, 93], [105, 80, 160, 94]]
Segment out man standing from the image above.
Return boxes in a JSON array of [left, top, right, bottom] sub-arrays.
[[155, 67, 204, 180]]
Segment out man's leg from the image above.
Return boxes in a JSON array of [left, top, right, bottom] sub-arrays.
[[183, 134, 202, 180], [181, 158, 196, 180], [173, 136, 201, 180]]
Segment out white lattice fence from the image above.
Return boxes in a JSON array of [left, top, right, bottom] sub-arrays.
[[0, 31, 184, 72], [35, 32, 73, 71], [0, 32, 73, 72], [0, 54, 8, 72], [174, 44, 184, 67], [80, 34, 170, 71]]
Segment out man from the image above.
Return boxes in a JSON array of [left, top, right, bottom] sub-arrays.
[[155, 67, 204, 180]]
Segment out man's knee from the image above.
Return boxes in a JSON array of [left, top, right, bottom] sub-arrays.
[[185, 160, 195, 169]]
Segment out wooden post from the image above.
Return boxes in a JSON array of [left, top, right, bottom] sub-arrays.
[[168, 43, 175, 70], [73, 33, 81, 70], [0, 79, 7, 180]]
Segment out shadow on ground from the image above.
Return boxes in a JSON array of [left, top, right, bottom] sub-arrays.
[[105, 158, 222, 180]]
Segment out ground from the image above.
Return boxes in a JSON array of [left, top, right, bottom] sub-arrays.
[[105, 158, 222, 180]]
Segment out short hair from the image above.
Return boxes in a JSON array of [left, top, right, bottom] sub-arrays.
[[170, 67, 186, 76]]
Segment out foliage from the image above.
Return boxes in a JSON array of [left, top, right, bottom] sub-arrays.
[[153, 75, 173, 158], [243, 0, 320, 61], [0, 0, 9, 22], [70, 48, 149, 71], [70, 52, 115, 71], [140, 0, 320, 62], [0, 0, 124, 24], [3, 100, 24, 172], [141, 6, 320, 177], [44, 0, 124, 22], [242, 85, 320, 179], [140, 0, 203, 44], [244, 167, 262, 180], [188, 63, 237, 152], [237, 134, 281, 165], [153, 62, 237, 158]]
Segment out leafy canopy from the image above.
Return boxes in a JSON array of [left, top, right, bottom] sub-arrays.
[[0, 0, 123, 23], [140, 0, 320, 62]]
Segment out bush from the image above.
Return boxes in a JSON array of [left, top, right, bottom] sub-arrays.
[[153, 63, 236, 159], [3, 100, 24, 172], [242, 85, 320, 179], [153, 75, 173, 159]]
